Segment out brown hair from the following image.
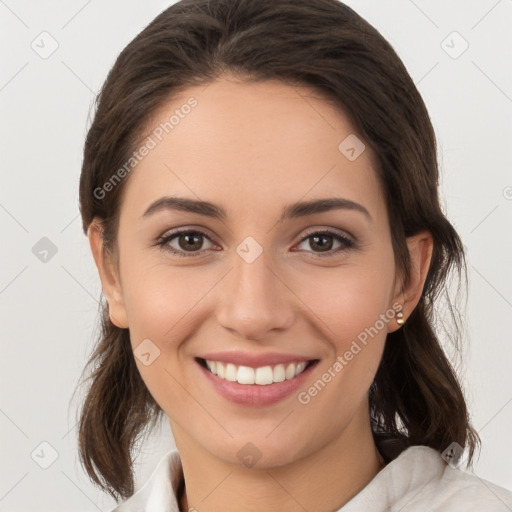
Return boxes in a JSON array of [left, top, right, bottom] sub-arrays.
[[76, 0, 479, 501]]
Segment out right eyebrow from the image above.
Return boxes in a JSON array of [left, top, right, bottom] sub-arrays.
[[142, 196, 226, 220]]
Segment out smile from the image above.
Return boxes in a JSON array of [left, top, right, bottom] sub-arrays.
[[199, 358, 311, 385], [195, 353, 319, 406]]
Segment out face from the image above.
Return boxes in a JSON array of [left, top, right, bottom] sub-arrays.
[[92, 76, 409, 468]]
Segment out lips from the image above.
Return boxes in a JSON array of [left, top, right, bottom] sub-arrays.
[[195, 352, 319, 406]]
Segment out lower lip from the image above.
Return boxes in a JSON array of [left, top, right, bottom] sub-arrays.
[[197, 359, 318, 406]]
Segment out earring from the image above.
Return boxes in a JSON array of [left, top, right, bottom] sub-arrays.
[[396, 309, 405, 326]]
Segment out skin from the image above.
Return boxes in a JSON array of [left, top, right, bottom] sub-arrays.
[[88, 76, 433, 512]]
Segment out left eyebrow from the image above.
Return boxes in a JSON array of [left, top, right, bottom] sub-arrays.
[[141, 196, 372, 224], [280, 197, 372, 224]]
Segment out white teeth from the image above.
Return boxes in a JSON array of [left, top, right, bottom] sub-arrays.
[[273, 364, 286, 383], [225, 363, 237, 382], [255, 366, 273, 385], [203, 359, 310, 385], [237, 366, 255, 384], [206, 360, 217, 375], [295, 362, 307, 376], [285, 363, 296, 380]]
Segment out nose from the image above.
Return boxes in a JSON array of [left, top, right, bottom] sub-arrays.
[[215, 249, 295, 341]]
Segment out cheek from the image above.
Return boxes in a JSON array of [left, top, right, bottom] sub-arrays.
[[293, 266, 392, 429], [299, 259, 395, 348], [122, 262, 218, 345], [292, 251, 395, 402], [121, 264, 209, 414]]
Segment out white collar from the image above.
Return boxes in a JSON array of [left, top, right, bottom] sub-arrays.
[[110, 445, 512, 511]]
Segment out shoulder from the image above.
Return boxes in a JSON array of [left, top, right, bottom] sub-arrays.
[[107, 449, 183, 512], [342, 445, 512, 512], [388, 445, 512, 511]]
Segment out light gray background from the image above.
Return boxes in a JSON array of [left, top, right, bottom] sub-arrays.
[[1, 0, 511, 510]]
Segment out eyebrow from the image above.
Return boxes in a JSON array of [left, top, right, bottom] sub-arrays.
[[142, 196, 372, 223]]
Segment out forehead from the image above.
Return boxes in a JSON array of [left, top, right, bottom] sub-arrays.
[[121, 77, 386, 224]]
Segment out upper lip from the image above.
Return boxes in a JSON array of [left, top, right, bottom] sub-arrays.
[[198, 351, 316, 368]]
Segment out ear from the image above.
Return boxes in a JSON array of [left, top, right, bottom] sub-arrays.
[[388, 230, 433, 332], [87, 218, 129, 329]]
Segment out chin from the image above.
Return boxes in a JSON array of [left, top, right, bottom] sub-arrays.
[[197, 428, 321, 470]]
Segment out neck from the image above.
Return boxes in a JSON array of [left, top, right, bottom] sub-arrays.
[[174, 408, 385, 512]]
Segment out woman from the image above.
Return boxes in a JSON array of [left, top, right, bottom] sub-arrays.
[[76, 0, 512, 510]]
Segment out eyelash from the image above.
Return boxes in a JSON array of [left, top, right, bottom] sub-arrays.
[[155, 227, 355, 258]]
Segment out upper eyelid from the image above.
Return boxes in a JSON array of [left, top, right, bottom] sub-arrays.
[[158, 227, 217, 245], [298, 226, 354, 243]]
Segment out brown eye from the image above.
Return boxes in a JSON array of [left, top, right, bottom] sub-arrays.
[[295, 230, 354, 255], [308, 234, 334, 252], [157, 229, 214, 256], [177, 232, 204, 251]]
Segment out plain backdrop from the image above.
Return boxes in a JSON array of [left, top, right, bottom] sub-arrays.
[[1, 0, 511, 510]]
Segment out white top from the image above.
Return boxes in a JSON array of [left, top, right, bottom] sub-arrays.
[[109, 445, 512, 511]]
